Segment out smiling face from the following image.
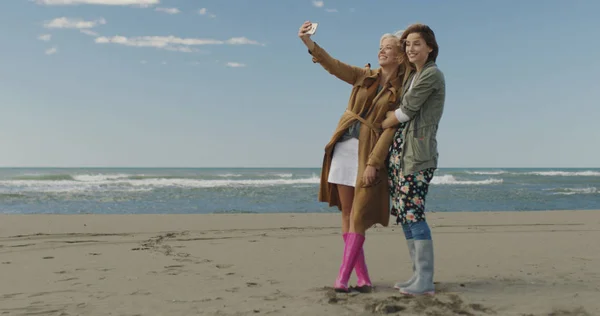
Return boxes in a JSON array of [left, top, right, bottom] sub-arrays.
[[404, 32, 433, 69], [378, 36, 401, 68]]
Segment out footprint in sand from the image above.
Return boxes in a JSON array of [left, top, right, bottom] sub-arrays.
[[216, 264, 233, 269], [162, 265, 187, 276], [42, 256, 54, 260], [246, 282, 260, 288], [166, 271, 182, 276], [371, 303, 406, 314], [361, 293, 496, 316], [2, 262, 11, 264], [261, 290, 291, 301], [225, 287, 240, 293], [130, 290, 152, 296], [11, 243, 35, 248], [28, 290, 75, 298]]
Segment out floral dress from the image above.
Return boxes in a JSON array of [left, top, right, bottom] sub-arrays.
[[387, 123, 436, 225]]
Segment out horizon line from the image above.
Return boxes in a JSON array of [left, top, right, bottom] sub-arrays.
[[0, 166, 599, 169]]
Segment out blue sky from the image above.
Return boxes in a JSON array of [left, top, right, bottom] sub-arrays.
[[1, 0, 599, 168]]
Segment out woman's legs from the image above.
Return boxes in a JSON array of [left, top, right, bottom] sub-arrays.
[[395, 169, 436, 295], [393, 224, 417, 289], [400, 221, 434, 295], [339, 185, 371, 289], [348, 210, 371, 290], [334, 189, 372, 292], [337, 185, 354, 234], [387, 129, 419, 289], [328, 138, 357, 234], [335, 219, 367, 292], [330, 136, 372, 292]]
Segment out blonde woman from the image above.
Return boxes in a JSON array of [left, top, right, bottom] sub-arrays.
[[298, 21, 409, 292]]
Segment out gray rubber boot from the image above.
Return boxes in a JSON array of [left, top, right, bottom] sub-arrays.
[[399, 240, 435, 295], [393, 239, 416, 289]]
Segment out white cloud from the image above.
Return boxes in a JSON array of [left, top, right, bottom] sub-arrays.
[[198, 8, 216, 18], [226, 62, 245, 68], [45, 47, 58, 55], [225, 37, 261, 45], [94, 35, 261, 52], [38, 34, 52, 41], [80, 29, 99, 36], [44, 17, 107, 29], [155, 7, 179, 14], [163, 46, 202, 53], [312, 1, 336, 13], [36, 0, 159, 5]]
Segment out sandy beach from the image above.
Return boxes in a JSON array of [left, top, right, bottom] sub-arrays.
[[1, 210, 599, 316]]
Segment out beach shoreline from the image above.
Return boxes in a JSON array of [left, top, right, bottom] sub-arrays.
[[1, 210, 599, 315]]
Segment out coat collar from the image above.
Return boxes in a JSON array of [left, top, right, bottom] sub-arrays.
[[367, 66, 403, 93]]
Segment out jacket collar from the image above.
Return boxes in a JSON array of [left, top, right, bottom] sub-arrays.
[[402, 61, 437, 95]]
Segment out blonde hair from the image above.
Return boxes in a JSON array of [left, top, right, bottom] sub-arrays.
[[381, 30, 412, 86], [379, 30, 404, 54]]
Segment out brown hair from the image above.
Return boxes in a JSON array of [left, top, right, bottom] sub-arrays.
[[400, 23, 439, 63]]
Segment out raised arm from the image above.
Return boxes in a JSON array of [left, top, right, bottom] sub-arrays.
[[298, 21, 367, 85]]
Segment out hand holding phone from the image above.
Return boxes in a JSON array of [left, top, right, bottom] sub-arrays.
[[306, 22, 318, 35], [298, 21, 319, 40], [298, 21, 317, 50]]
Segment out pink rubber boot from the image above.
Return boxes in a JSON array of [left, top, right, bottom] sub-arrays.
[[335, 233, 365, 292], [343, 233, 372, 291]]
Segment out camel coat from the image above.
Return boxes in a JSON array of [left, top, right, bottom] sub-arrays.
[[309, 42, 406, 231]]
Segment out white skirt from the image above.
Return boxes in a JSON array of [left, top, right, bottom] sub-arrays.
[[327, 138, 359, 187]]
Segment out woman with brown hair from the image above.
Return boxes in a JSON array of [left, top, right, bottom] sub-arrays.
[[298, 21, 409, 293], [381, 23, 446, 296]]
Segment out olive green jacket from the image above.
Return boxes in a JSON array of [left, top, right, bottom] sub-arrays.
[[397, 61, 446, 176]]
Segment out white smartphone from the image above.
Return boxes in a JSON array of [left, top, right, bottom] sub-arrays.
[[306, 22, 318, 35]]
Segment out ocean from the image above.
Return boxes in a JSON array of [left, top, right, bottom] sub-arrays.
[[0, 168, 598, 214]]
